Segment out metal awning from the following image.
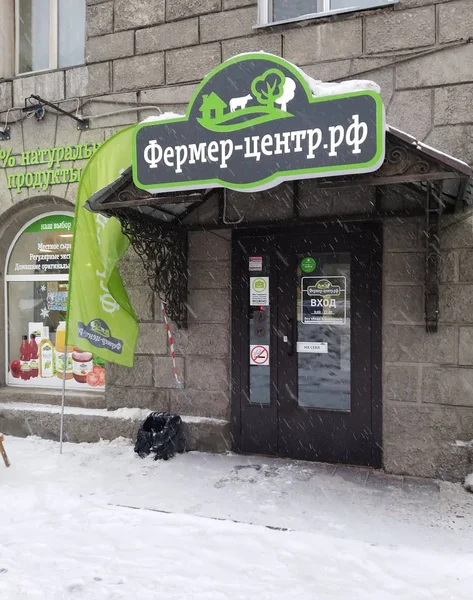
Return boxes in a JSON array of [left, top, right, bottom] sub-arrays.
[[86, 127, 472, 227], [86, 167, 209, 225], [85, 128, 472, 333]]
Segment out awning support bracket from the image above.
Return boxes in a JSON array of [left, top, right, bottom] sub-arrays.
[[425, 182, 443, 333], [0, 126, 10, 141], [25, 94, 90, 130], [113, 211, 188, 329]]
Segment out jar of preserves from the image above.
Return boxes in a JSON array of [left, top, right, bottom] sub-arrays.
[[72, 349, 93, 384]]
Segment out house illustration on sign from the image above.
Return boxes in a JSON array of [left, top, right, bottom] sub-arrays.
[[199, 93, 227, 121]]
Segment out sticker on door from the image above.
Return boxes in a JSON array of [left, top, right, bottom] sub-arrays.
[[250, 344, 270, 366], [297, 342, 328, 353], [249, 256, 263, 271], [301, 276, 346, 324], [250, 277, 269, 306]]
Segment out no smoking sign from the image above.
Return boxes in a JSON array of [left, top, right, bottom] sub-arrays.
[[250, 344, 270, 366]]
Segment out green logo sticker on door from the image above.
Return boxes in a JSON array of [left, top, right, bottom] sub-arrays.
[[250, 276, 269, 306], [252, 278, 266, 292], [301, 257, 316, 273]]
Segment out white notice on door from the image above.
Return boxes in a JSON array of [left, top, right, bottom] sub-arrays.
[[249, 256, 263, 271], [250, 276, 269, 306], [297, 342, 328, 354]]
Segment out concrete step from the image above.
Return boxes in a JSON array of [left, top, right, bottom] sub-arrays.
[[0, 387, 106, 409], [0, 402, 230, 453]]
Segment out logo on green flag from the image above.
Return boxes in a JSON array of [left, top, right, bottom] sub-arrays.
[[66, 127, 139, 367]]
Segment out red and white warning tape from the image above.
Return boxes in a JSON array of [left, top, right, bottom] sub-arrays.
[[161, 301, 183, 387]]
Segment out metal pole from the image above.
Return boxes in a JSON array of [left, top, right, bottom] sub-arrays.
[[59, 345, 68, 454]]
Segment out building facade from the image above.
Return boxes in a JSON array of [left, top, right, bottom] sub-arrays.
[[1, 0, 473, 480]]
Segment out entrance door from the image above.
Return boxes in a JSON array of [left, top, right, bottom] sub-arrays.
[[231, 225, 382, 467]]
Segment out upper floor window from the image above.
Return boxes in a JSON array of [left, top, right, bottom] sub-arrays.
[[16, 0, 85, 74], [259, 0, 398, 25]]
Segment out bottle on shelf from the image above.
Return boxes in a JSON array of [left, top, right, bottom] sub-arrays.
[[55, 321, 73, 380], [39, 328, 54, 379], [20, 335, 31, 381], [29, 334, 38, 378]]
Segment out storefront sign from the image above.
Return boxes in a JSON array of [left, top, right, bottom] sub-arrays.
[[133, 53, 385, 194], [250, 344, 270, 366], [0, 143, 101, 193], [301, 276, 347, 325], [9, 214, 73, 274], [297, 342, 328, 353], [250, 276, 269, 306]]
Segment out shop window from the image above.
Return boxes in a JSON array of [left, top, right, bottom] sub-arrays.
[[5, 212, 105, 391], [258, 0, 398, 25], [16, 0, 85, 74]]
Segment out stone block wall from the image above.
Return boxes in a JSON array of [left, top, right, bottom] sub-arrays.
[[106, 230, 231, 421], [383, 216, 473, 479], [0, 1, 472, 183], [0, 0, 471, 161], [1, 0, 473, 475]]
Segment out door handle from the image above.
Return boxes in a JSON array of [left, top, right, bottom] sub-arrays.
[[286, 317, 295, 356]]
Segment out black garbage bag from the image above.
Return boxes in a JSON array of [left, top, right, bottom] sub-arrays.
[[134, 412, 186, 460]]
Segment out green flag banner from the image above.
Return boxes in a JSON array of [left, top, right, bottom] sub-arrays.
[[66, 126, 139, 367]]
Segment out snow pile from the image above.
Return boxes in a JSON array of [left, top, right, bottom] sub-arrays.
[[140, 54, 382, 129], [1, 436, 473, 599], [141, 111, 185, 124], [234, 51, 381, 97], [456, 439, 473, 448], [0, 401, 150, 420], [295, 64, 380, 97]]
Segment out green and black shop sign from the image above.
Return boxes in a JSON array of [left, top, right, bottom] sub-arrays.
[[133, 53, 385, 193]]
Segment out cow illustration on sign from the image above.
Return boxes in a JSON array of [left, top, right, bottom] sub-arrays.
[[230, 94, 252, 112], [198, 68, 295, 133]]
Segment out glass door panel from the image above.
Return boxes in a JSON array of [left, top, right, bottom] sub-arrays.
[[249, 254, 271, 404], [296, 253, 351, 410]]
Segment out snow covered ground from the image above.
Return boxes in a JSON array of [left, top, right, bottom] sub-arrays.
[[1, 436, 473, 599]]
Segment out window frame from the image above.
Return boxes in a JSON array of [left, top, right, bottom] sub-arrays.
[[4, 211, 73, 387], [257, 0, 399, 28], [14, 0, 83, 76]]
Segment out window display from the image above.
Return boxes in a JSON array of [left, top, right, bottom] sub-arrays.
[[5, 213, 105, 391]]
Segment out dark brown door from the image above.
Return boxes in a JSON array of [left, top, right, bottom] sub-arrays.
[[231, 225, 382, 467]]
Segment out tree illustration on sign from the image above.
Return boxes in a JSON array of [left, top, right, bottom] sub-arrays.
[[251, 69, 286, 109], [275, 78, 296, 112], [197, 67, 293, 133]]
